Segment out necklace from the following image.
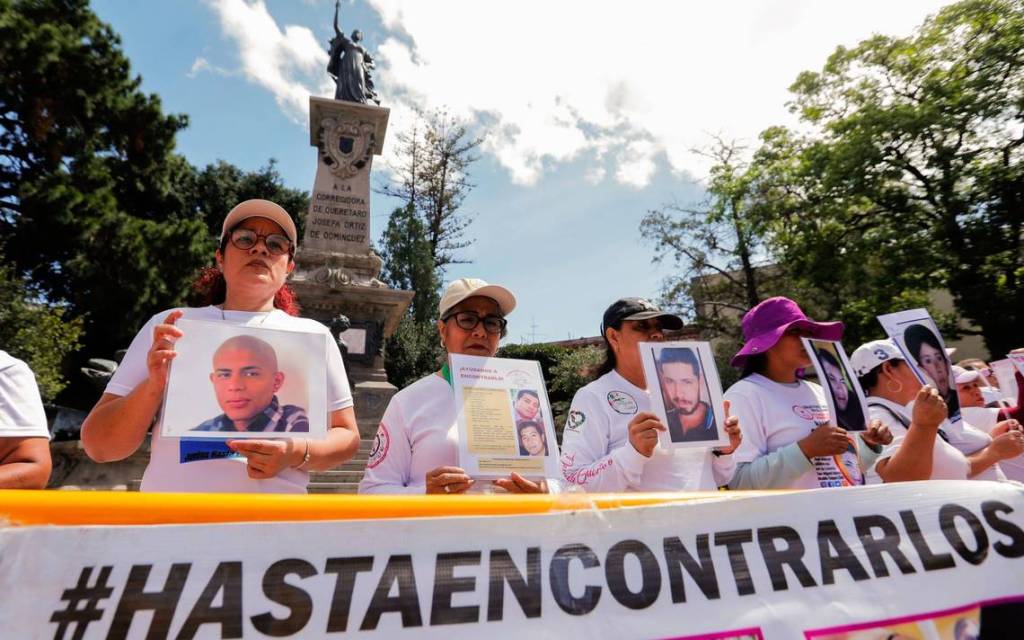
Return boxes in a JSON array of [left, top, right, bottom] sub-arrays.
[[218, 305, 274, 326]]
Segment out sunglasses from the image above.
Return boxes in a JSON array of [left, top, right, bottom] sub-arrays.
[[229, 228, 293, 256], [443, 311, 507, 335]]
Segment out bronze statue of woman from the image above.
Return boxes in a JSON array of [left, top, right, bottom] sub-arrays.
[[326, 0, 380, 104]]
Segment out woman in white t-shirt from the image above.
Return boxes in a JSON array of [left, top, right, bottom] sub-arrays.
[[359, 278, 553, 494], [725, 297, 892, 490], [558, 297, 742, 492], [81, 200, 360, 493], [850, 340, 1024, 482]]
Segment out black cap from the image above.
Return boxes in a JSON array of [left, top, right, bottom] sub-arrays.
[[601, 297, 684, 336]]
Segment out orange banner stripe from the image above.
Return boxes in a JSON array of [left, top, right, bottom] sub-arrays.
[[0, 490, 777, 526]]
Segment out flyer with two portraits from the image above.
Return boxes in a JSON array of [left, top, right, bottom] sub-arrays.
[[449, 354, 560, 480], [161, 319, 329, 441], [877, 308, 962, 427], [638, 341, 730, 450]]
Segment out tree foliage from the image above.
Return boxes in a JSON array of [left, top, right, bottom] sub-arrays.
[[641, 137, 786, 336], [771, 0, 1024, 353], [378, 109, 483, 386], [0, 0, 208, 365], [0, 258, 83, 402]]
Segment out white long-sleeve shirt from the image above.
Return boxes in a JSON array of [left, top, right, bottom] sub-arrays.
[[559, 370, 735, 492], [359, 373, 562, 494]]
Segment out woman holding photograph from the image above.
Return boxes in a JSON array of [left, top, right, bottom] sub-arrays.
[[359, 278, 554, 494], [724, 297, 892, 490], [81, 199, 360, 493], [851, 339, 1023, 482], [559, 297, 742, 492]]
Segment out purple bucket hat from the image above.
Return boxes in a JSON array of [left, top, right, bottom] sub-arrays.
[[730, 297, 844, 368]]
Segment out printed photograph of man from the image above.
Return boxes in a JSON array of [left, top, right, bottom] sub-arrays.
[[512, 389, 541, 422], [516, 420, 547, 456], [903, 323, 960, 419], [194, 335, 309, 433], [657, 347, 719, 443], [816, 348, 866, 431]]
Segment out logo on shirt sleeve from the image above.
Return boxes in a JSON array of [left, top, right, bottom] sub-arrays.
[[607, 391, 639, 415], [566, 410, 586, 432], [367, 423, 390, 469]]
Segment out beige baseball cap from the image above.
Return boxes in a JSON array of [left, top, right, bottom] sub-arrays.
[[220, 199, 298, 246], [438, 278, 516, 318]]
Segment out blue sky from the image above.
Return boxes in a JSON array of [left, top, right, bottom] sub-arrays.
[[91, 0, 952, 342]]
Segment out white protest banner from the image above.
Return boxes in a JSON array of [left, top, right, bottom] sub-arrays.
[[450, 353, 560, 479], [2, 481, 1022, 638]]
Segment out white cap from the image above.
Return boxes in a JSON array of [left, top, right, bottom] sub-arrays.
[[850, 339, 904, 377], [438, 278, 516, 318], [221, 199, 298, 246], [952, 365, 980, 385]]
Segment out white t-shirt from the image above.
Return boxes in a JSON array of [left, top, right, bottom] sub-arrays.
[[941, 413, 1005, 481], [105, 306, 353, 493], [0, 351, 50, 439], [558, 370, 735, 492], [358, 373, 561, 494], [725, 374, 864, 489], [865, 397, 970, 482]]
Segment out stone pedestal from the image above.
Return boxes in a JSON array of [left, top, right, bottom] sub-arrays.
[[290, 96, 412, 437]]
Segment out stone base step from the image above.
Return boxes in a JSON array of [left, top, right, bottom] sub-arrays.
[[307, 482, 359, 494], [309, 470, 365, 483]]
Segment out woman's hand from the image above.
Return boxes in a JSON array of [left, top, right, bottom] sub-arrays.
[[227, 438, 299, 479], [146, 310, 184, 390], [798, 424, 849, 458], [627, 411, 665, 458], [425, 466, 474, 494], [991, 419, 1022, 438], [714, 400, 742, 455], [493, 472, 548, 493], [987, 429, 1024, 461], [861, 419, 894, 449], [911, 385, 947, 432]]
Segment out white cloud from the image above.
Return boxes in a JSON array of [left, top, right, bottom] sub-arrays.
[[205, 0, 332, 122], [207, 0, 955, 185], [187, 56, 233, 78]]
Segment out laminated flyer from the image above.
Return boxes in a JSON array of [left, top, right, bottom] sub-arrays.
[[450, 353, 560, 479]]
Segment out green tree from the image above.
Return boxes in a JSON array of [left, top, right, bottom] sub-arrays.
[[377, 109, 483, 386], [769, 0, 1024, 354], [0, 259, 83, 402], [0, 0, 209, 366], [190, 159, 309, 242]]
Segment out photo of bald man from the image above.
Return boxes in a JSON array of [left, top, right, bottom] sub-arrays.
[[194, 335, 309, 433]]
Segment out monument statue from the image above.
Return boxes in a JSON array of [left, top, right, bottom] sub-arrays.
[[327, 0, 379, 105]]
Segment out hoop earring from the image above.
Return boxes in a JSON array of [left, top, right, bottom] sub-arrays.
[[885, 377, 903, 395]]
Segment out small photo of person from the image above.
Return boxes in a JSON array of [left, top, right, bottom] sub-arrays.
[[903, 323, 960, 420], [516, 420, 548, 456], [815, 346, 866, 431], [194, 335, 309, 433], [656, 347, 719, 443], [511, 388, 541, 423]]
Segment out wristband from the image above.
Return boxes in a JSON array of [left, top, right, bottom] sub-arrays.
[[295, 438, 311, 470]]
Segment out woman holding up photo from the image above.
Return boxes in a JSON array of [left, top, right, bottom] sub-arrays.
[[724, 297, 892, 490], [81, 200, 360, 493], [559, 297, 741, 492], [851, 339, 1023, 482], [358, 278, 555, 494]]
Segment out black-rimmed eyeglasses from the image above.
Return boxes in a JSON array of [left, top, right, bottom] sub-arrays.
[[229, 228, 293, 256], [442, 311, 507, 335]]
